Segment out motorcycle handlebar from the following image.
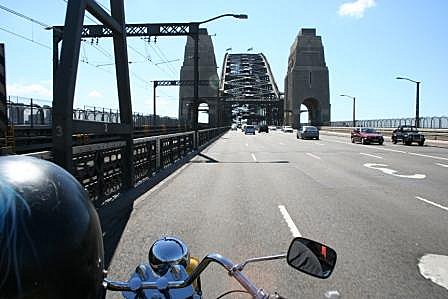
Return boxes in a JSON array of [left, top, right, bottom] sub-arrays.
[[104, 253, 270, 298]]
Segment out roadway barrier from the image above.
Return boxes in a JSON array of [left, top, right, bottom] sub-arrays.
[[24, 126, 229, 207], [320, 126, 448, 144]]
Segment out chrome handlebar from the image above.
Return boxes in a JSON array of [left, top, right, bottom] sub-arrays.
[[104, 253, 287, 298]]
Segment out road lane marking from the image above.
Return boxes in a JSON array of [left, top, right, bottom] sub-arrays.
[[331, 140, 350, 145], [363, 163, 426, 179], [306, 153, 321, 160], [251, 153, 257, 162], [436, 163, 448, 168], [374, 147, 407, 154], [245, 143, 249, 147], [418, 254, 448, 290], [360, 152, 383, 159], [279, 142, 285, 145], [278, 205, 302, 238], [408, 152, 448, 161], [314, 142, 325, 146], [415, 196, 448, 212]]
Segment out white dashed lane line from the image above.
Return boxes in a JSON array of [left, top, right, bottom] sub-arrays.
[[435, 163, 448, 168], [251, 153, 257, 162], [415, 196, 448, 212], [306, 153, 321, 160], [408, 152, 448, 161], [278, 205, 302, 238], [360, 152, 383, 159]]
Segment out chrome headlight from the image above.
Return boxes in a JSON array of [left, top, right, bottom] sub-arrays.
[[148, 237, 190, 276]]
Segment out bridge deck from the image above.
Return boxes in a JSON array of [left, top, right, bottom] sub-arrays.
[[106, 130, 448, 298]]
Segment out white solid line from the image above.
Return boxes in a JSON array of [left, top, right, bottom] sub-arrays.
[[360, 152, 383, 159], [251, 153, 257, 161], [415, 196, 448, 212], [408, 152, 448, 161], [306, 152, 321, 160], [436, 163, 448, 168], [278, 205, 302, 238]]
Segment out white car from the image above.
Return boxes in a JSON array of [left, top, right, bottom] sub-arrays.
[[282, 126, 293, 133], [268, 125, 277, 131]]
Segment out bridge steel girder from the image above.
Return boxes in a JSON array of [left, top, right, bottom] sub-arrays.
[[52, 0, 134, 189], [219, 53, 283, 125], [0, 44, 6, 138], [53, 23, 206, 39]]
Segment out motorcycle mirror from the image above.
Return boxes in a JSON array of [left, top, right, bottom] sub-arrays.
[[286, 237, 336, 279]]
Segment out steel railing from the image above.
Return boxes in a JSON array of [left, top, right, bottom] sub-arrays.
[[24, 127, 228, 207], [6, 96, 179, 128], [330, 116, 448, 129]]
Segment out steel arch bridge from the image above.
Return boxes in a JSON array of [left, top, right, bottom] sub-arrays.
[[219, 53, 283, 125]]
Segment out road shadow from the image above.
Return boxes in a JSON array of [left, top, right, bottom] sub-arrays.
[[191, 153, 289, 164]]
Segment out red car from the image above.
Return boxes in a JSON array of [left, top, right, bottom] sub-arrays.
[[351, 127, 384, 145]]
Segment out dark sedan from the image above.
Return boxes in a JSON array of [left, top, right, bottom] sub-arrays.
[[297, 126, 319, 140]]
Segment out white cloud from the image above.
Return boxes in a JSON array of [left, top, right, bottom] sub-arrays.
[[87, 90, 103, 98], [338, 0, 376, 18], [7, 82, 52, 99]]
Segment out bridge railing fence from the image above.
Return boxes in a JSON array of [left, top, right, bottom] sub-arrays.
[[6, 96, 179, 128], [25, 127, 228, 207], [330, 116, 448, 129]]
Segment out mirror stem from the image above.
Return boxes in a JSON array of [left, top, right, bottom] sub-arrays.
[[231, 254, 287, 273]]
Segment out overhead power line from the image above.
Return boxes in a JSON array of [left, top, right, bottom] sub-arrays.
[[0, 26, 51, 49], [0, 4, 51, 28]]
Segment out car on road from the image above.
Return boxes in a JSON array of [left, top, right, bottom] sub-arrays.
[[231, 124, 238, 130], [351, 127, 384, 145], [258, 124, 269, 133], [244, 125, 256, 135], [268, 125, 277, 131], [392, 125, 425, 146], [297, 126, 319, 140], [282, 125, 294, 133]]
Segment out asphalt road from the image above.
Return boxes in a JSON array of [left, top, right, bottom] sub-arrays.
[[106, 129, 448, 298]]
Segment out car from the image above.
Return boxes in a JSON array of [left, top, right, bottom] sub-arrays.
[[231, 124, 238, 130], [282, 125, 293, 133], [244, 125, 256, 135], [392, 125, 425, 146], [258, 124, 269, 133], [268, 125, 277, 131], [351, 127, 384, 145], [297, 126, 319, 140]]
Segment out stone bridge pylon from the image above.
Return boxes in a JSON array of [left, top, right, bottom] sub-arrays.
[[284, 28, 330, 128]]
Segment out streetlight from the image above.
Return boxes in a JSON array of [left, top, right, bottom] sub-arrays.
[[191, 14, 248, 144], [340, 94, 356, 128], [396, 76, 421, 128]]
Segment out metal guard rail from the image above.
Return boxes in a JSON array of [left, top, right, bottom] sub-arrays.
[[23, 127, 228, 207]]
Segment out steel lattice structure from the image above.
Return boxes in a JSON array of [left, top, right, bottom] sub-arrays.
[[219, 53, 283, 124], [220, 53, 281, 102]]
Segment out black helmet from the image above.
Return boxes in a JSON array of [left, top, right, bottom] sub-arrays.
[[0, 156, 104, 299]]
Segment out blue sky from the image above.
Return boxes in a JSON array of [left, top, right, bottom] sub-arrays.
[[0, 0, 447, 121]]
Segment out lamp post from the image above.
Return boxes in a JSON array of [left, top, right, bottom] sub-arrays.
[[396, 76, 420, 128], [340, 94, 356, 128], [191, 14, 248, 143]]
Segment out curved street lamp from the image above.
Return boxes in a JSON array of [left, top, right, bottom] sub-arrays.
[[396, 76, 421, 128], [340, 94, 356, 127], [190, 14, 248, 144]]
